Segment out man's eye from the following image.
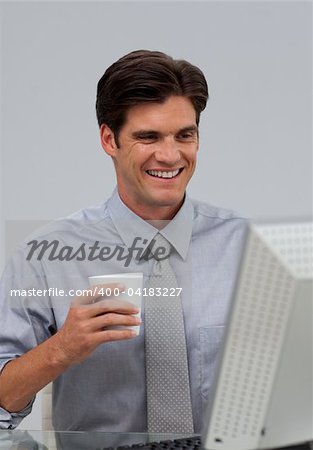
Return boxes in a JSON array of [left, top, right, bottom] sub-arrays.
[[138, 134, 158, 141]]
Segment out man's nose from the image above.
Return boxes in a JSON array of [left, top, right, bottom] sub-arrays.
[[154, 138, 181, 165]]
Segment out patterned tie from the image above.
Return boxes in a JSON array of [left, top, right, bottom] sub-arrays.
[[144, 233, 194, 433]]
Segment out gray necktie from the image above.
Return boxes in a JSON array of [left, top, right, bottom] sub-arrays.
[[144, 233, 194, 433]]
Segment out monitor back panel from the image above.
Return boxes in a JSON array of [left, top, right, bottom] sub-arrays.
[[203, 222, 313, 450]]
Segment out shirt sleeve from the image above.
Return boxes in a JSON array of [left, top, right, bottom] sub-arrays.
[[0, 245, 56, 429], [0, 397, 35, 430]]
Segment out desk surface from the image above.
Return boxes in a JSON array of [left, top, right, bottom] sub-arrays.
[[0, 430, 312, 450], [0, 430, 193, 450]]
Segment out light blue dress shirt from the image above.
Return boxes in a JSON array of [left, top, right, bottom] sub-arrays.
[[0, 189, 248, 432]]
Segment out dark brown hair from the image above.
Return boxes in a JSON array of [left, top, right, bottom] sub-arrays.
[[96, 50, 209, 145]]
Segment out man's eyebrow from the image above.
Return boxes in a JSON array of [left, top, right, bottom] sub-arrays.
[[177, 125, 198, 134]]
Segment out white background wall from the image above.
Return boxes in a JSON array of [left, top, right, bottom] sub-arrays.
[[0, 0, 312, 430]]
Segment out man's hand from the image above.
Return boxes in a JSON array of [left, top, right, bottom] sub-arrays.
[[55, 283, 141, 366], [0, 283, 141, 413]]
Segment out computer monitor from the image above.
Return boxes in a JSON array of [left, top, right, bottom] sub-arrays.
[[203, 221, 313, 450]]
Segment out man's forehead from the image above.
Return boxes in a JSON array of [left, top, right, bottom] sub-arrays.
[[122, 96, 197, 130]]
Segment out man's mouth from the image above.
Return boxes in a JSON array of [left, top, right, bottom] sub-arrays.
[[145, 168, 183, 179]]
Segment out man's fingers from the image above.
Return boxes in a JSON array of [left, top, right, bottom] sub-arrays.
[[95, 328, 138, 343], [91, 298, 139, 313], [71, 295, 139, 319], [78, 298, 139, 319], [89, 311, 141, 331]]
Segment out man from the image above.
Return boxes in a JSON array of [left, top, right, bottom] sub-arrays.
[[0, 50, 247, 432]]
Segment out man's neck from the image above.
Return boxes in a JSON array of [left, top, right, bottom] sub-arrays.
[[117, 192, 185, 223]]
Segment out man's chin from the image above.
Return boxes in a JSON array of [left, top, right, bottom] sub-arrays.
[[148, 193, 185, 210]]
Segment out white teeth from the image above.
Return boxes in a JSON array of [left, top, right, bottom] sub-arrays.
[[147, 169, 180, 179]]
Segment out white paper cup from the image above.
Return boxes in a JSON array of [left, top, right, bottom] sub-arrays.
[[88, 272, 143, 335]]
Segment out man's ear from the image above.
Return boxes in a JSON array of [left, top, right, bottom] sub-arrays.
[[100, 124, 118, 157]]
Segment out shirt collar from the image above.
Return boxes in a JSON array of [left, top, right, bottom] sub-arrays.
[[107, 188, 194, 261]]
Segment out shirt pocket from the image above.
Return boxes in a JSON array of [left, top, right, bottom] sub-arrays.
[[199, 325, 225, 401]]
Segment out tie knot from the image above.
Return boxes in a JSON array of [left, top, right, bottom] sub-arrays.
[[152, 233, 172, 261]]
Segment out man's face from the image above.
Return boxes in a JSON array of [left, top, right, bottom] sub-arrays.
[[101, 96, 199, 220]]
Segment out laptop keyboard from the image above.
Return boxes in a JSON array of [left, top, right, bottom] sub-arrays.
[[100, 436, 313, 450], [102, 435, 202, 450]]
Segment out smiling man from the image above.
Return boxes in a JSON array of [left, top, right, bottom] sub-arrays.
[[0, 50, 247, 433], [100, 96, 198, 220]]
